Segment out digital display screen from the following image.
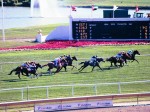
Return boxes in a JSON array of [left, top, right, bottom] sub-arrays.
[[72, 20, 150, 39]]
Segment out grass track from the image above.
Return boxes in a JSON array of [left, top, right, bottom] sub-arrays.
[[0, 45, 150, 102]]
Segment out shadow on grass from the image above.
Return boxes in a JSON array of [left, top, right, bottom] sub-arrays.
[[73, 66, 121, 74], [1, 79, 28, 82], [40, 72, 55, 76]]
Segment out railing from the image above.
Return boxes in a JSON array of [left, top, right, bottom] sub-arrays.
[[0, 92, 150, 112], [0, 80, 150, 102]]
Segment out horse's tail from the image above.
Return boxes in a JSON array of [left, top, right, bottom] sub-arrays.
[[42, 64, 48, 68], [8, 66, 21, 75], [79, 62, 84, 65]]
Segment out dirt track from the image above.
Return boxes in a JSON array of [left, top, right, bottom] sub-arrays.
[[64, 105, 150, 112]]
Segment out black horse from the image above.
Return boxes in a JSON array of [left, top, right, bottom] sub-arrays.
[[8, 63, 42, 79], [78, 57, 105, 72], [60, 56, 78, 72], [106, 56, 124, 67], [122, 50, 140, 64], [42, 58, 67, 74]]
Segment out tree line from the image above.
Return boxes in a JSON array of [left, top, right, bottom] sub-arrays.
[[0, 0, 31, 7]]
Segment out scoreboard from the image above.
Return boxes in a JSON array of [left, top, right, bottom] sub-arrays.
[[72, 19, 150, 40]]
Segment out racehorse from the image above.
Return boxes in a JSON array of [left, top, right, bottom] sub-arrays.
[[106, 56, 124, 67], [60, 56, 78, 72], [42, 58, 67, 74], [78, 57, 105, 72], [122, 50, 140, 64], [20, 63, 42, 78], [8, 63, 42, 79]]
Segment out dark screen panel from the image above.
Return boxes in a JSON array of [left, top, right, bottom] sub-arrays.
[[72, 21, 150, 39]]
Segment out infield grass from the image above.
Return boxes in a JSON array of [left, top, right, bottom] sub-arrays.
[[64, 0, 150, 7]]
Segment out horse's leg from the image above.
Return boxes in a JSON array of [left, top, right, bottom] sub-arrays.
[[64, 66, 67, 72], [54, 67, 60, 73], [97, 64, 103, 71], [110, 62, 113, 67], [131, 59, 139, 63], [71, 65, 77, 70], [78, 65, 84, 71], [114, 62, 118, 67], [79, 65, 87, 72], [91, 66, 95, 72], [35, 73, 38, 79], [47, 67, 51, 74], [18, 72, 21, 79], [59, 66, 66, 72]]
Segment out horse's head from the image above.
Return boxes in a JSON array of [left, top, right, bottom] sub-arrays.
[[72, 56, 78, 61], [97, 57, 105, 62], [36, 63, 42, 69], [106, 57, 110, 61], [133, 50, 140, 55]]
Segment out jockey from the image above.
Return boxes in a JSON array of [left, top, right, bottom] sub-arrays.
[[90, 55, 97, 65], [66, 54, 71, 60], [28, 62, 36, 70], [21, 62, 30, 68], [54, 57, 61, 67], [116, 51, 125, 60], [127, 50, 133, 57]]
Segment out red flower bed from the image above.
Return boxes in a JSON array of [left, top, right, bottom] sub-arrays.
[[0, 40, 150, 52]]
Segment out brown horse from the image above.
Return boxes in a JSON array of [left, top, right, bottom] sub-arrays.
[[122, 50, 140, 64], [60, 56, 78, 72], [106, 56, 124, 67], [8, 63, 42, 79], [42, 58, 67, 74]]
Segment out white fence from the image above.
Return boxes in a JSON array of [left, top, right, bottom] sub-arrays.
[[0, 80, 150, 102]]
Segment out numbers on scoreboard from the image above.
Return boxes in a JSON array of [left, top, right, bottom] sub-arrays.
[[75, 23, 88, 39]]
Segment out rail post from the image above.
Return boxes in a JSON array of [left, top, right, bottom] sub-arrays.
[[94, 84, 97, 95], [72, 85, 74, 96], [22, 88, 24, 100], [46, 87, 49, 99]]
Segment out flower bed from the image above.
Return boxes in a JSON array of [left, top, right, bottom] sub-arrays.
[[0, 40, 150, 52]]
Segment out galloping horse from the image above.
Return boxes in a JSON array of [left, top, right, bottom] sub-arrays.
[[60, 56, 78, 72], [20, 63, 42, 78], [8, 63, 42, 79], [106, 56, 124, 67], [122, 50, 140, 64], [42, 58, 67, 74], [78, 57, 104, 72]]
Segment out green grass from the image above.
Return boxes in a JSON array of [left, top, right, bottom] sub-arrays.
[[0, 23, 68, 48], [64, 0, 150, 7], [0, 45, 150, 102]]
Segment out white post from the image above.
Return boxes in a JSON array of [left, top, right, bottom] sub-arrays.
[[113, 10, 114, 18], [46, 87, 49, 98], [94, 85, 97, 95], [1, 0, 5, 41], [69, 15, 73, 40], [72, 85, 74, 96], [22, 88, 24, 100]]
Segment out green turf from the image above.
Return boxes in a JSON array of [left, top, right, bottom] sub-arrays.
[[0, 45, 150, 102], [64, 0, 150, 7]]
